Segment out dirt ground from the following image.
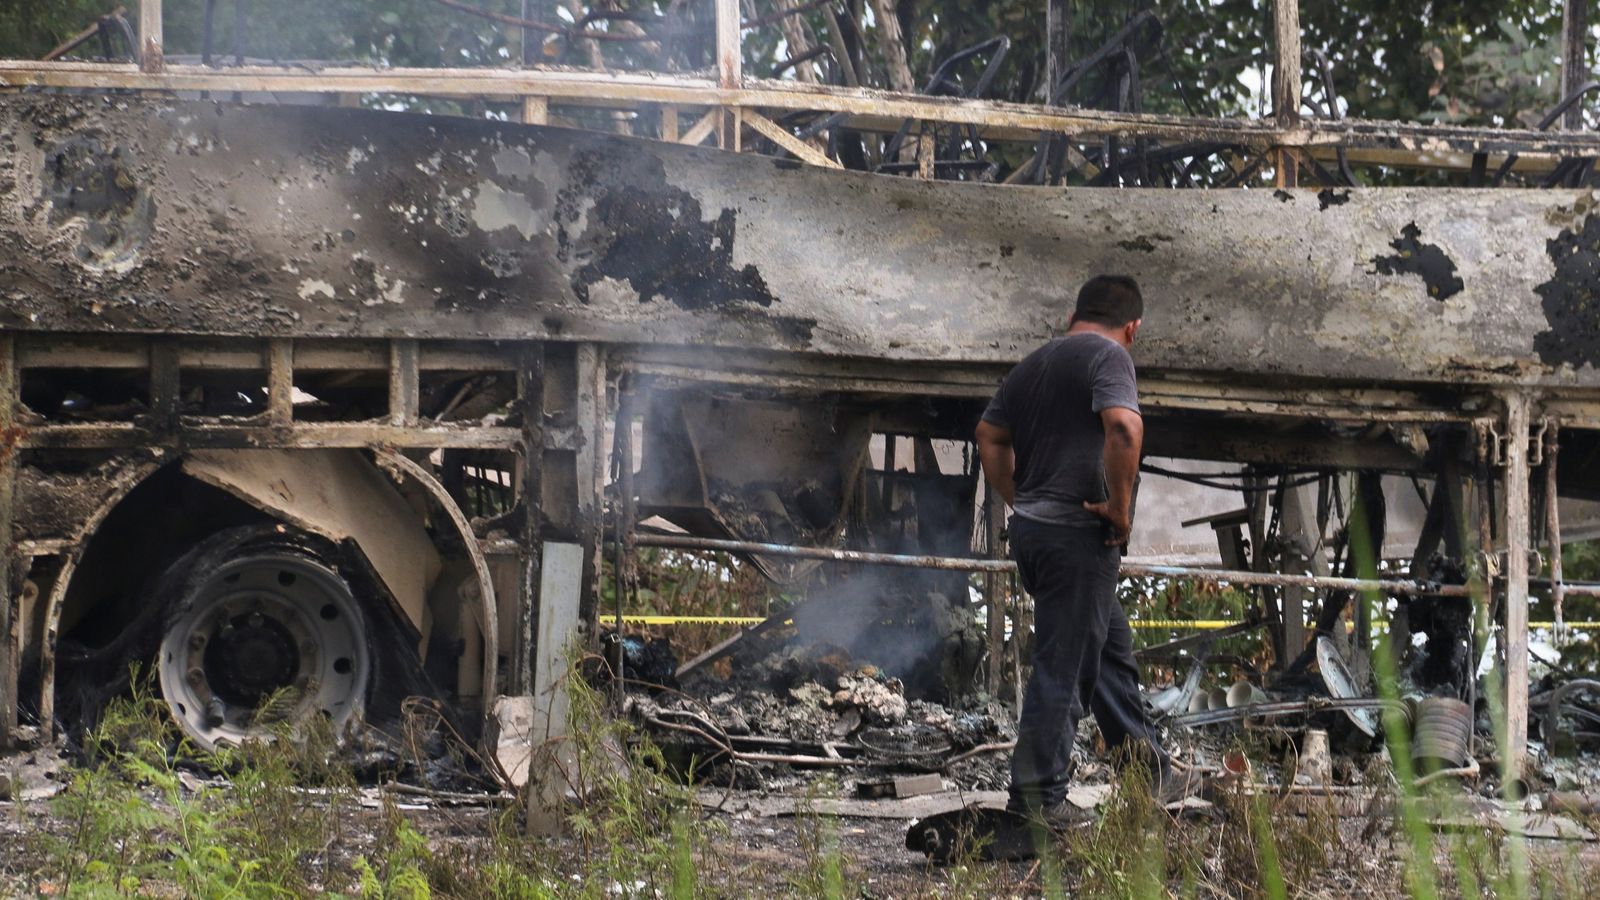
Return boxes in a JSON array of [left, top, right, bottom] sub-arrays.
[[4, 707, 1600, 899], [6, 753, 1594, 900]]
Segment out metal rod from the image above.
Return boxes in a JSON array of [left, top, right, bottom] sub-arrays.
[[1271, 0, 1301, 128], [1561, 0, 1590, 131], [138, 0, 162, 72], [1124, 563, 1471, 597], [1534, 577, 1600, 597], [715, 0, 741, 89], [612, 384, 636, 696], [43, 5, 128, 61], [520, 0, 532, 66], [630, 532, 1474, 595], [1503, 392, 1532, 775], [982, 485, 1005, 695], [0, 334, 16, 747], [517, 345, 545, 697], [1171, 697, 1406, 728], [636, 532, 1013, 571], [1546, 423, 1566, 637]]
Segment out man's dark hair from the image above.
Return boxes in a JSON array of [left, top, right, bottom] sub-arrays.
[[1070, 275, 1143, 327]]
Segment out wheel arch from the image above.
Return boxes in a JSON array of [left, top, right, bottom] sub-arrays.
[[39, 448, 497, 737]]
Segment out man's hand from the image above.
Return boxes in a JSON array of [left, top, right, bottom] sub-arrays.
[[1082, 499, 1131, 546]]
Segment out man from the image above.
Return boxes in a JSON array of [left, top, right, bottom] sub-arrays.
[[975, 274, 1176, 826]]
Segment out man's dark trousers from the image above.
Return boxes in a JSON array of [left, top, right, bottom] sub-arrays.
[[1008, 515, 1168, 810]]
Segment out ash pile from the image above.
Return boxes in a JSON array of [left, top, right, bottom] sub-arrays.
[[615, 391, 1013, 789], [608, 623, 1016, 792]]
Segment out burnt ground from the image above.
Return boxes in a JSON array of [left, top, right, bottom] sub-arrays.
[[4, 668, 1600, 898], [4, 743, 1600, 900]]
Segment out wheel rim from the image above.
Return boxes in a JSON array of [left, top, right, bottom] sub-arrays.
[[158, 550, 370, 750]]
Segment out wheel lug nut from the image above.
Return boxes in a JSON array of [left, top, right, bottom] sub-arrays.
[[247, 612, 265, 628], [300, 640, 317, 655], [304, 677, 320, 692], [189, 634, 206, 651], [186, 667, 205, 686]]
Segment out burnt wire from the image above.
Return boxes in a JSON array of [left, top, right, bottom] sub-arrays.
[[1153, 29, 1199, 117]]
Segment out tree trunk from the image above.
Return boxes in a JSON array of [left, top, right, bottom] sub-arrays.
[[867, 0, 914, 93]]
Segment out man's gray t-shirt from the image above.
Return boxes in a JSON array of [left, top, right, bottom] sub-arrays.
[[981, 333, 1140, 527]]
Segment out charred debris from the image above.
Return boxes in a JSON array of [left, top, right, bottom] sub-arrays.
[[583, 391, 1600, 821], [10, 28, 1600, 835]]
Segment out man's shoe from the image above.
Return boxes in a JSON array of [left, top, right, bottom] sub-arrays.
[[1013, 798, 1096, 831]]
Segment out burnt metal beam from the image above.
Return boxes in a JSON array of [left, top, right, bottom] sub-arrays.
[[0, 334, 16, 746], [715, 0, 740, 89], [1561, 0, 1590, 132], [1142, 419, 1427, 471], [137, 0, 162, 72], [6, 97, 1600, 391], [1504, 392, 1533, 776], [631, 532, 1474, 596], [7, 62, 1600, 160], [517, 345, 545, 696], [14, 336, 526, 373], [1171, 696, 1405, 728], [1045, 0, 1068, 101], [1272, 0, 1300, 128], [16, 423, 522, 451]]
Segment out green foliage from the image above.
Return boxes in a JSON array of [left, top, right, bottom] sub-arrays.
[[543, 668, 726, 898], [0, 0, 118, 61], [615, 547, 793, 663], [1530, 539, 1600, 671], [159, 0, 519, 67], [40, 675, 305, 898], [1124, 577, 1255, 654], [4, 0, 1577, 134], [355, 806, 434, 899], [1243, 791, 1286, 900], [0, 0, 529, 68], [28, 654, 733, 898], [622, 548, 784, 621], [902, 0, 1569, 127], [416, 804, 562, 899], [24, 659, 1600, 896], [32, 668, 452, 898], [1422, 17, 1559, 127], [788, 782, 847, 899], [1059, 760, 1200, 898]]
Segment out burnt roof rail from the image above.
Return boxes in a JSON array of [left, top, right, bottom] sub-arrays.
[[631, 533, 1475, 597]]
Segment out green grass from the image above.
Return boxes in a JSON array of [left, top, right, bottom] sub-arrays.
[[15, 637, 1600, 900]]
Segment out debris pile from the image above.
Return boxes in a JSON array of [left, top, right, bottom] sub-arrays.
[[624, 656, 1017, 791]]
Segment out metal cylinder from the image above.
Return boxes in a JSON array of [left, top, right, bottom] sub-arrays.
[[1411, 697, 1472, 770], [1226, 679, 1269, 708], [1297, 728, 1333, 786]]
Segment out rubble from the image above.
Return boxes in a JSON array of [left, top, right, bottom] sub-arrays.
[[829, 672, 908, 725], [621, 641, 1018, 792]]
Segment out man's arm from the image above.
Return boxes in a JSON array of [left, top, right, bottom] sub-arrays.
[[1083, 407, 1143, 546], [975, 420, 1016, 507]]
